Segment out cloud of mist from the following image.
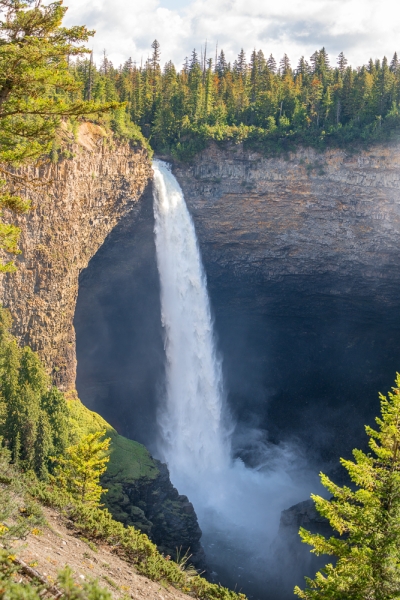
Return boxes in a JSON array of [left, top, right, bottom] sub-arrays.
[[171, 427, 322, 599], [63, 0, 400, 70]]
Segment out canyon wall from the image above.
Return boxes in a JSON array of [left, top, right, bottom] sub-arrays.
[[173, 142, 400, 299], [0, 123, 152, 390], [3, 133, 400, 461], [166, 141, 400, 461]]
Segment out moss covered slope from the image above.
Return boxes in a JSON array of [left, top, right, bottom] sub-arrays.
[[67, 397, 159, 482], [67, 397, 205, 568]]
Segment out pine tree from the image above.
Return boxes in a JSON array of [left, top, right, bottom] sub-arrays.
[[256, 49, 266, 72], [0, 0, 121, 272], [390, 52, 399, 73], [52, 431, 111, 507], [279, 54, 291, 76], [295, 373, 400, 600], [151, 39, 161, 71], [310, 50, 319, 73], [267, 54, 277, 74], [337, 52, 348, 74], [236, 49, 247, 76], [216, 50, 227, 77], [33, 411, 52, 479], [297, 56, 309, 77], [190, 48, 200, 71]]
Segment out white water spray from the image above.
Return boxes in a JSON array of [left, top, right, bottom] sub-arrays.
[[152, 160, 318, 595], [152, 159, 230, 479]]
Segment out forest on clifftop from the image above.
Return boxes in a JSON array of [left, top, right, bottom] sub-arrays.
[[74, 42, 400, 159]]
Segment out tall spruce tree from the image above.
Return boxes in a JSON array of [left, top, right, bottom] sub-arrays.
[[295, 373, 400, 600]]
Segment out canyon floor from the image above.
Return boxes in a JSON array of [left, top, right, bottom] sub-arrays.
[[15, 506, 191, 600]]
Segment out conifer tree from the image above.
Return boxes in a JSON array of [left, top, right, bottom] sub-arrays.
[[0, 0, 121, 271], [267, 54, 277, 73], [295, 373, 400, 600], [33, 411, 52, 479], [0, 306, 70, 477], [390, 52, 399, 73], [279, 54, 291, 76], [151, 39, 161, 71], [297, 56, 309, 77], [337, 51, 348, 74], [53, 431, 110, 506], [216, 50, 227, 76], [236, 49, 247, 76]]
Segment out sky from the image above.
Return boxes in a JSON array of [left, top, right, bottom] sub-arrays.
[[63, 0, 400, 70]]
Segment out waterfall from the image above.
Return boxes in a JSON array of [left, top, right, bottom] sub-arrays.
[[152, 159, 317, 597], [152, 159, 231, 481]]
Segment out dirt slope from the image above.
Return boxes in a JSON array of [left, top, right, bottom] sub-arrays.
[[15, 506, 191, 600]]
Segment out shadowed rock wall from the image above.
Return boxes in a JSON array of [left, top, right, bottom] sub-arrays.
[[170, 143, 400, 462], [0, 123, 152, 390]]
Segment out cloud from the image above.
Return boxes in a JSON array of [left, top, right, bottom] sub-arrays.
[[63, 0, 400, 69]]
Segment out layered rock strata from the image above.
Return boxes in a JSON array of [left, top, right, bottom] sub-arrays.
[[0, 123, 152, 390], [173, 142, 400, 299]]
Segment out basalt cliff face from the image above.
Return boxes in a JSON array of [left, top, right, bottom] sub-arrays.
[[173, 142, 400, 294], [0, 123, 152, 390], [0, 127, 207, 567], [74, 141, 400, 465]]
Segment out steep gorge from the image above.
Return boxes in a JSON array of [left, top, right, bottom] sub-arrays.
[[74, 141, 400, 598], [3, 133, 400, 595], [77, 141, 400, 471], [174, 142, 400, 463]]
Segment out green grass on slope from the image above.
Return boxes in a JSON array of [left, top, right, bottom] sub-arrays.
[[67, 397, 159, 481]]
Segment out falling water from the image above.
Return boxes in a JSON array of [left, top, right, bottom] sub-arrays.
[[152, 159, 231, 478], [152, 159, 318, 598]]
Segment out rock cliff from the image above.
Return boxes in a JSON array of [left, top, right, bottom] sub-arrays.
[[168, 141, 400, 461], [173, 142, 400, 293], [0, 123, 152, 390], [72, 141, 400, 464]]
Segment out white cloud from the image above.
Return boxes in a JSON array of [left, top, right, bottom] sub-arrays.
[[63, 0, 400, 69]]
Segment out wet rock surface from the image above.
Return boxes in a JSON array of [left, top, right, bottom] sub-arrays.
[[271, 499, 334, 598]]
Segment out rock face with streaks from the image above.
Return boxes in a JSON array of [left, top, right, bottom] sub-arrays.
[[173, 142, 400, 290], [73, 141, 400, 467], [0, 123, 152, 390]]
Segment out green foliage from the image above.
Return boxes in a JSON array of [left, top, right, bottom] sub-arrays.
[[0, 553, 113, 599], [67, 397, 159, 481], [0, 308, 245, 600], [0, 0, 122, 271], [0, 441, 45, 546], [295, 373, 400, 600], [75, 44, 400, 161], [52, 430, 110, 507], [0, 305, 69, 477]]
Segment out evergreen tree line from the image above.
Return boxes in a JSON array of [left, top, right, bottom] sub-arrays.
[[74, 42, 400, 158]]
